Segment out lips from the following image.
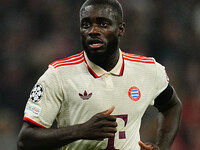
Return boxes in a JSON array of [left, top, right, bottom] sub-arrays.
[[89, 43, 103, 48], [87, 39, 104, 49]]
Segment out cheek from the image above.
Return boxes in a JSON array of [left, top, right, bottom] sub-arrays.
[[105, 27, 119, 37], [105, 30, 119, 41], [80, 31, 87, 40], [80, 30, 84, 36]]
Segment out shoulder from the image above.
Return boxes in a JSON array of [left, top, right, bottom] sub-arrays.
[[50, 52, 84, 69], [122, 51, 167, 76], [122, 51, 155, 64]]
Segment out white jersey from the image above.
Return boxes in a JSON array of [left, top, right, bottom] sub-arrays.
[[24, 50, 169, 150]]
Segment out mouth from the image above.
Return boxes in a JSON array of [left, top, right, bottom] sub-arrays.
[[87, 39, 104, 49]]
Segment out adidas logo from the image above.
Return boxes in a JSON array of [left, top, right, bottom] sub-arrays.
[[79, 90, 92, 100]]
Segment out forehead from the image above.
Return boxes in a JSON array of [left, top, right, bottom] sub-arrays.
[[80, 4, 117, 20]]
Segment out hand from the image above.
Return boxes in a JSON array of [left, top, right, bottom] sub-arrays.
[[78, 106, 117, 140], [138, 141, 160, 150]]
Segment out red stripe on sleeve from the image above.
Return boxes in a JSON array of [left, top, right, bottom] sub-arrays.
[[23, 117, 46, 128]]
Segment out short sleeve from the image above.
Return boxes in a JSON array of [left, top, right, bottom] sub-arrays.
[[150, 62, 169, 105], [24, 65, 63, 128]]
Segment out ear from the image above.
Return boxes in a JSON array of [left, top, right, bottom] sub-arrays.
[[118, 22, 125, 37]]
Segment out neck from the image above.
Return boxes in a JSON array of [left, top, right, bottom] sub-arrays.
[[88, 49, 120, 72]]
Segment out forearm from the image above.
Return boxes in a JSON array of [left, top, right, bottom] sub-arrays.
[[156, 101, 182, 150], [17, 122, 82, 150], [18, 110, 117, 150]]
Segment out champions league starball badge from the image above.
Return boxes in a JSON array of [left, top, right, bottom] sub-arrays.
[[29, 84, 43, 102]]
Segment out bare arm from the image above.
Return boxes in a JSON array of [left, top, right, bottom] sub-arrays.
[[17, 122, 80, 150], [139, 85, 182, 150], [155, 86, 182, 150], [17, 106, 117, 150]]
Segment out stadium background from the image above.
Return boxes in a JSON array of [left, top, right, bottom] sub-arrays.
[[0, 0, 199, 149]]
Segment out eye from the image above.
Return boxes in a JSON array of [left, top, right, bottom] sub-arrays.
[[82, 21, 91, 29], [100, 21, 108, 28]]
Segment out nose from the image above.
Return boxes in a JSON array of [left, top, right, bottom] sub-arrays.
[[88, 24, 100, 36]]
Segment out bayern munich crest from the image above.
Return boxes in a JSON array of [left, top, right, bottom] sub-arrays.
[[128, 86, 141, 101], [30, 84, 43, 102]]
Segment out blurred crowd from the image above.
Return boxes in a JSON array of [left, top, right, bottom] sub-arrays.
[[0, 0, 199, 149]]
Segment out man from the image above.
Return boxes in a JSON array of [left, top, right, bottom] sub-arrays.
[[17, 0, 182, 150]]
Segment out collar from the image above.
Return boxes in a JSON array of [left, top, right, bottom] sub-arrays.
[[84, 49, 124, 78]]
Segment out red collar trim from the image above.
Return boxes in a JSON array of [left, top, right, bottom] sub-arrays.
[[83, 50, 124, 78]]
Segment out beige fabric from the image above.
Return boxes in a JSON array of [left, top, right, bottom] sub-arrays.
[[24, 50, 168, 150]]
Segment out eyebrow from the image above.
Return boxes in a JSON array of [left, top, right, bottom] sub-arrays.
[[96, 17, 112, 22], [81, 17, 90, 22], [81, 17, 112, 23]]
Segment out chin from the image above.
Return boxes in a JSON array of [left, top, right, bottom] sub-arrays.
[[89, 48, 106, 54], [84, 45, 106, 55]]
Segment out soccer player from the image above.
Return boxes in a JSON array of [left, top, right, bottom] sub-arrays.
[[17, 0, 182, 150]]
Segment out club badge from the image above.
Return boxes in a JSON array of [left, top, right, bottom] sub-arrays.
[[29, 84, 43, 102], [128, 86, 141, 101]]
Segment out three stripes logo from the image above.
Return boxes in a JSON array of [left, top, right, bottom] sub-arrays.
[[128, 86, 141, 101]]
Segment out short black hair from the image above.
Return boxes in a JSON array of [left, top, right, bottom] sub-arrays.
[[80, 0, 123, 21]]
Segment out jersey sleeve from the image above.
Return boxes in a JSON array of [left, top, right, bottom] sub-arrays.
[[24, 65, 63, 128], [150, 62, 169, 105]]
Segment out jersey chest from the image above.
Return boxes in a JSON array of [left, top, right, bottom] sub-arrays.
[[60, 67, 155, 125], [56, 64, 156, 149]]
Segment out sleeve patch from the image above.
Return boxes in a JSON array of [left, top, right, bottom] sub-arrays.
[[29, 84, 43, 102], [25, 102, 41, 116]]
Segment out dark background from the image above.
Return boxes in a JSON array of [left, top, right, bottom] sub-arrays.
[[0, 0, 200, 149]]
